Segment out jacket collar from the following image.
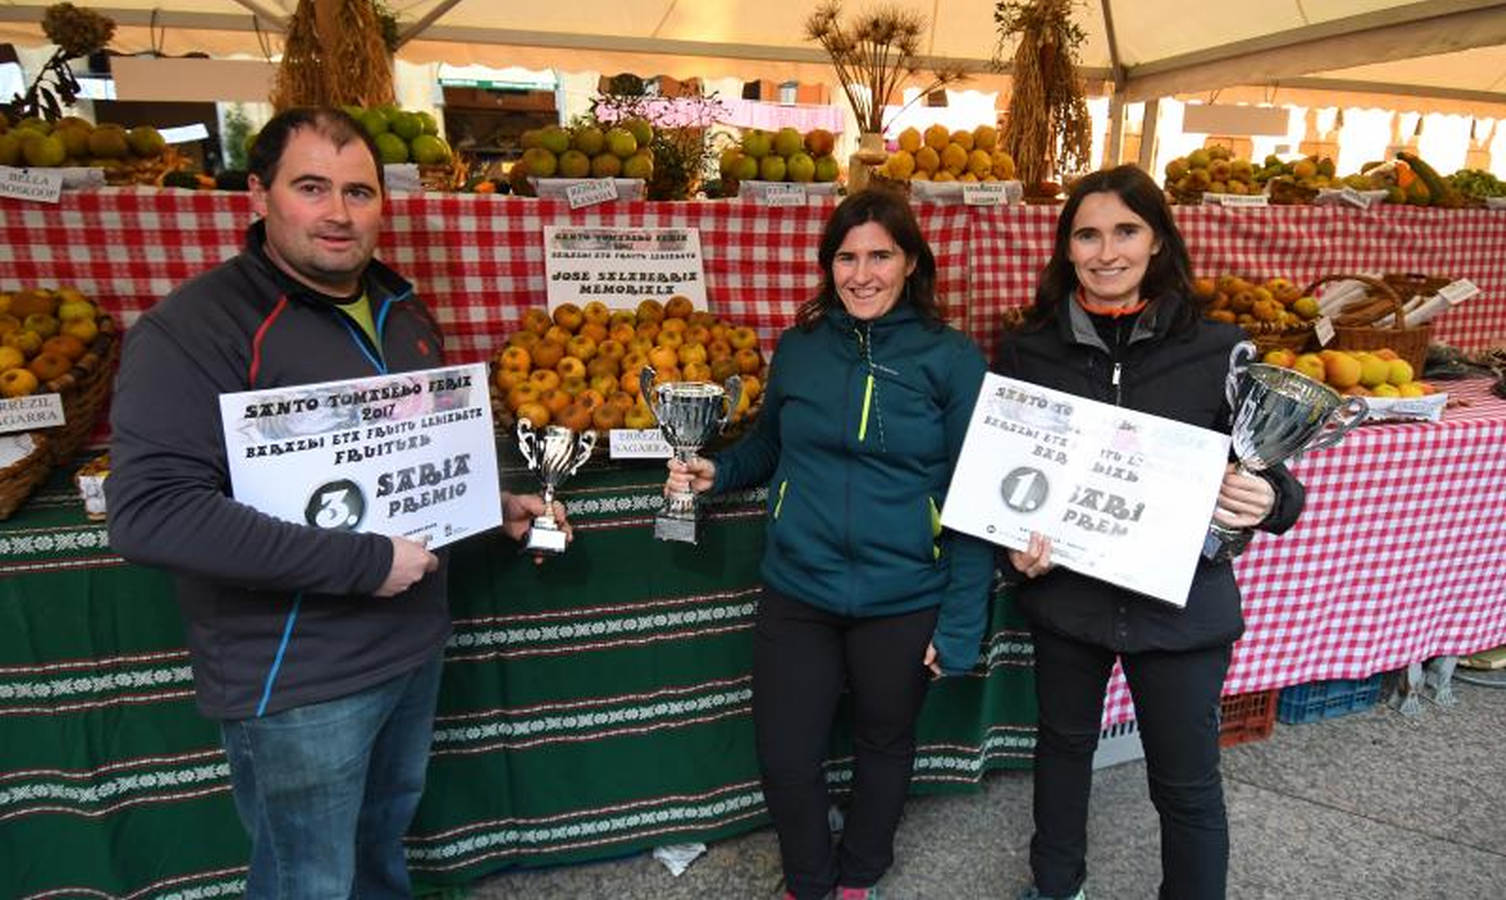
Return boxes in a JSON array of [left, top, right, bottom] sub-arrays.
[[242, 219, 414, 308], [825, 301, 922, 333], [1056, 289, 1177, 353]]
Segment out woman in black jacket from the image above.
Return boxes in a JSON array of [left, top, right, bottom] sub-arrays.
[[996, 165, 1305, 900]]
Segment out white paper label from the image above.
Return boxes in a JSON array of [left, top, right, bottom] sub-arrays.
[[762, 184, 808, 207], [1338, 187, 1368, 208], [0, 433, 39, 469], [1204, 192, 1269, 208], [0, 393, 66, 434], [0, 167, 64, 204], [159, 123, 210, 144], [608, 428, 673, 459], [963, 182, 1009, 206], [567, 178, 620, 209], [1314, 316, 1336, 346], [1437, 279, 1479, 306]]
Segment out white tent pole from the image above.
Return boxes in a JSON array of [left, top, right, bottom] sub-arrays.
[[1101, 0, 1126, 167], [1136, 98, 1159, 172]]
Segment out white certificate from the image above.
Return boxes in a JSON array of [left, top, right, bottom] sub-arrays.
[[219, 363, 500, 550], [941, 373, 1230, 606]]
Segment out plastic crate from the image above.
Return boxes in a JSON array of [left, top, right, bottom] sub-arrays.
[[1276, 674, 1384, 725], [1218, 690, 1277, 748]]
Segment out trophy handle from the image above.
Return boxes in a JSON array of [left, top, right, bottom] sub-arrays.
[[567, 429, 597, 477], [1225, 341, 1257, 410], [516, 419, 538, 470], [640, 366, 662, 423], [1303, 396, 1369, 455], [720, 375, 743, 429]]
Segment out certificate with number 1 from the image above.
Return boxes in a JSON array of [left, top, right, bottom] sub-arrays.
[[941, 373, 1230, 606]]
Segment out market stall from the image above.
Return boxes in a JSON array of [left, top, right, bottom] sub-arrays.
[[2, 190, 1506, 898]]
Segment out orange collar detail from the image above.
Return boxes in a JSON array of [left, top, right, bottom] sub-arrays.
[[1075, 288, 1147, 318]]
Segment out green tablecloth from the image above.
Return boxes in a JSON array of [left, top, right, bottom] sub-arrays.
[[0, 460, 1035, 898]]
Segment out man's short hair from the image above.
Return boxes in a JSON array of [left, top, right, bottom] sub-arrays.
[[248, 107, 385, 194]]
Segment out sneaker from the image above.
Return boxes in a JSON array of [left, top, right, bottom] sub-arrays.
[[837, 888, 879, 900], [1016, 888, 1084, 900]]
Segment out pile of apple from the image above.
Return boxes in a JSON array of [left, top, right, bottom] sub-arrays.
[[1194, 275, 1319, 335], [718, 128, 840, 184], [878, 124, 1016, 183], [512, 120, 656, 191], [1261, 346, 1434, 398], [491, 296, 766, 435], [0, 287, 104, 398]]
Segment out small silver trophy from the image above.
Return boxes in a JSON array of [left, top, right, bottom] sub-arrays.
[[1205, 341, 1367, 561], [515, 418, 596, 554], [641, 366, 742, 544]]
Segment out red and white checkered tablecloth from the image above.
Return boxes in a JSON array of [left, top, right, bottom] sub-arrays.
[[3, 189, 1504, 722], [1101, 377, 1506, 725], [4, 191, 1503, 364]]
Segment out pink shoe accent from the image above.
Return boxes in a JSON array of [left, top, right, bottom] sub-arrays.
[[838, 889, 873, 900]]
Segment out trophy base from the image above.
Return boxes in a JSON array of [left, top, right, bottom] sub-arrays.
[[524, 523, 568, 554], [653, 513, 699, 544], [1202, 524, 1253, 562]]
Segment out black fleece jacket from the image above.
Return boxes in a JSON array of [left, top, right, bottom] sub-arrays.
[[107, 221, 450, 720], [994, 292, 1305, 652]]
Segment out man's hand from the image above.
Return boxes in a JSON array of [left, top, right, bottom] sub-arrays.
[[375, 535, 439, 597], [503, 492, 571, 563]]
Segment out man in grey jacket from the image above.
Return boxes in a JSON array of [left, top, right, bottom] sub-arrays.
[[107, 106, 562, 898]]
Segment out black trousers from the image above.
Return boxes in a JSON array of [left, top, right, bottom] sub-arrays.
[[752, 588, 938, 900], [1029, 626, 1233, 900]]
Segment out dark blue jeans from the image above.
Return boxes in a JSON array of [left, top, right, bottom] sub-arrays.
[[1028, 627, 1232, 900], [220, 651, 444, 899]]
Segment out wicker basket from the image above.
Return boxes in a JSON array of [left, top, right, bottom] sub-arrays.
[[0, 313, 118, 520], [1306, 274, 1433, 372], [1247, 326, 1317, 357], [0, 432, 53, 520], [43, 314, 119, 465]]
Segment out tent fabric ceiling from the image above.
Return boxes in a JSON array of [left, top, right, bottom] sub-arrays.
[[1, 0, 1503, 104]]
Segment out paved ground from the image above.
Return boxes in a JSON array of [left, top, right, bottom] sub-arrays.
[[466, 673, 1506, 898]]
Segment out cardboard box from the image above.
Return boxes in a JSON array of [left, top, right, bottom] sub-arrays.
[[650, 75, 704, 98], [796, 83, 832, 106], [742, 79, 778, 101]]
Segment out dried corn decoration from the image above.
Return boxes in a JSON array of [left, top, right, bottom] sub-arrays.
[[271, 0, 394, 111], [994, 0, 1092, 190]]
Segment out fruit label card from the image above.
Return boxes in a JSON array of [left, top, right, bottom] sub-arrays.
[[0, 393, 65, 434], [543, 226, 707, 312], [942, 374, 1230, 606], [0, 167, 63, 204], [219, 363, 500, 550]]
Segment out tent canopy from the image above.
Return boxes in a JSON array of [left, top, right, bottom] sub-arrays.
[[1, 0, 1504, 108]]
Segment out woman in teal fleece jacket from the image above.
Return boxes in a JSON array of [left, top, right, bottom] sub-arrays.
[[665, 189, 993, 900]]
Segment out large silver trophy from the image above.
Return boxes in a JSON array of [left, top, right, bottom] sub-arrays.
[[641, 366, 742, 544], [515, 419, 596, 554], [1205, 342, 1367, 561]]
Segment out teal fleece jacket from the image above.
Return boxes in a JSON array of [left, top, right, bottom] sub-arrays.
[[712, 303, 993, 674]]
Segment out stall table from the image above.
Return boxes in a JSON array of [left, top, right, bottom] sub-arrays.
[[3, 191, 1506, 897]]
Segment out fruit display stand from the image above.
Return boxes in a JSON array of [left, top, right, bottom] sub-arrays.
[[0, 458, 1038, 897], [5, 189, 1506, 895]]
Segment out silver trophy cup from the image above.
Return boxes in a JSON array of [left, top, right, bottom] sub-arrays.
[[1205, 341, 1367, 561], [641, 366, 742, 544], [515, 418, 596, 554]]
